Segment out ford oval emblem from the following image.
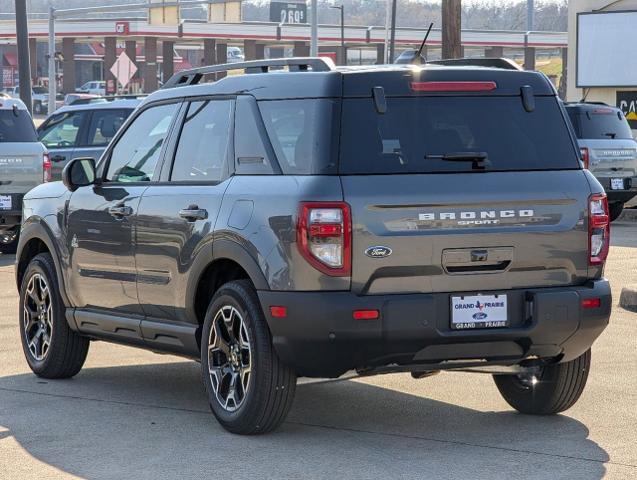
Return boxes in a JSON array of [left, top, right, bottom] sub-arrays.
[[365, 246, 393, 258]]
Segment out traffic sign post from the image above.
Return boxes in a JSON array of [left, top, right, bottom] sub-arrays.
[[110, 52, 138, 94]]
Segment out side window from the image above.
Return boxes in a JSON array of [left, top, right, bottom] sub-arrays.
[[38, 111, 87, 148], [106, 103, 178, 183], [234, 96, 275, 175], [171, 99, 233, 183], [85, 109, 130, 146]]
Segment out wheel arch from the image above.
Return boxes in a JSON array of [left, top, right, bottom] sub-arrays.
[[189, 238, 270, 329], [16, 221, 71, 308]]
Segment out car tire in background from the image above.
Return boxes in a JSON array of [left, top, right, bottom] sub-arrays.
[[493, 349, 591, 415], [19, 252, 90, 378], [609, 202, 624, 222], [201, 280, 297, 435], [33, 101, 42, 115], [0, 229, 19, 254]]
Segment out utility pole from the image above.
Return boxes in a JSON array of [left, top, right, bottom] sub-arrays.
[[48, 2, 56, 114], [383, 0, 391, 63], [310, 0, 318, 56], [388, 0, 397, 63], [441, 0, 461, 60], [330, 5, 345, 65], [524, 0, 536, 70], [15, 0, 32, 114]]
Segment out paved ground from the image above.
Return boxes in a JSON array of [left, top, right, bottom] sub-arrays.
[[0, 225, 635, 479]]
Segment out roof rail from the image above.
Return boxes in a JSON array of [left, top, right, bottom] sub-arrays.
[[163, 57, 336, 89], [428, 57, 523, 71]]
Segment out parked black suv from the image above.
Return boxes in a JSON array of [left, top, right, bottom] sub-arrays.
[[16, 58, 611, 434]]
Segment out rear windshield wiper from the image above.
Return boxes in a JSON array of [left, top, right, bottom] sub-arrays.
[[425, 152, 490, 170]]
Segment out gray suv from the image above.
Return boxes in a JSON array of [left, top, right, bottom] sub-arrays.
[[0, 97, 48, 253], [15, 58, 612, 435], [566, 103, 637, 221]]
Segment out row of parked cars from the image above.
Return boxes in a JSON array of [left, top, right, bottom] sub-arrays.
[[0, 95, 141, 252], [0, 87, 636, 255]]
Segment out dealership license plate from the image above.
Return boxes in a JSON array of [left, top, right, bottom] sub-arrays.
[[451, 294, 508, 330], [610, 178, 626, 190], [0, 195, 11, 210]]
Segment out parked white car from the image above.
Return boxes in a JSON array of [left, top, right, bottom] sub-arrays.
[[77, 81, 106, 96]]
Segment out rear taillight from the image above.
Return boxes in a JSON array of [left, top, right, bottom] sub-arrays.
[[589, 193, 610, 266], [580, 147, 590, 169], [43, 153, 51, 183], [297, 202, 351, 276]]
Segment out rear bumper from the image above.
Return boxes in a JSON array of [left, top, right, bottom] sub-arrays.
[[258, 280, 611, 378], [0, 193, 23, 231], [597, 176, 637, 203]]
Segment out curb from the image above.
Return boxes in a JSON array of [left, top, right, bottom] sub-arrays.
[[619, 286, 637, 313], [618, 208, 637, 222]]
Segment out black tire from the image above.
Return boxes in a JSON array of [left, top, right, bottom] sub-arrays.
[[609, 202, 624, 222], [19, 253, 90, 378], [201, 280, 296, 435], [493, 349, 591, 415], [34, 101, 42, 114], [0, 229, 19, 254]]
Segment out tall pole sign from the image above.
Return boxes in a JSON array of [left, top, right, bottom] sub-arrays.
[[15, 0, 32, 114]]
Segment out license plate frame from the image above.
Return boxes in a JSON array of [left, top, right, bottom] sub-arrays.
[[610, 178, 626, 190], [0, 195, 11, 211], [450, 294, 508, 330]]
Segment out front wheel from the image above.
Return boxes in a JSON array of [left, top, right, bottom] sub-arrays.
[[201, 280, 296, 434], [609, 202, 624, 222], [19, 253, 90, 378], [493, 349, 591, 415]]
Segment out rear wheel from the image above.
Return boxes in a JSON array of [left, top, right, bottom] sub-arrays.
[[19, 253, 90, 378], [201, 280, 296, 434], [609, 202, 624, 222], [0, 229, 19, 254], [34, 101, 42, 114], [493, 349, 591, 415]]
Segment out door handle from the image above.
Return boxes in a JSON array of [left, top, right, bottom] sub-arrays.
[[179, 205, 208, 222], [50, 155, 66, 163], [108, 205, 133, 218]]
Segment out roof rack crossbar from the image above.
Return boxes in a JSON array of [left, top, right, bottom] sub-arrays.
[[163, 57, 335, 89], [428, 57, 522, 71]]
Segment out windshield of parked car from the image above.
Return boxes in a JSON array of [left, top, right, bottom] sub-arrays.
[[339, 96, 580, 174], [0, 110, 37, 142]]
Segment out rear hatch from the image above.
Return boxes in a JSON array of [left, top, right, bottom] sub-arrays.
[[0, 108, 44, 195], [340, 68, 591, 295], [568, 105, 637, 179]]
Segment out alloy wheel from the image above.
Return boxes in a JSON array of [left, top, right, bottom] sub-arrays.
[[208, 305, 252, 412], [23, 273, 53, 361]]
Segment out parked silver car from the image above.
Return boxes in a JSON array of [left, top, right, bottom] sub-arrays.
[[566, 102, 637, 221], [37, 98, 140, 180], [0, 97, 48, 253]]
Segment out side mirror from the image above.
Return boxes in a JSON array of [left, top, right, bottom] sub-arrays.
[[62, 157, 96, 191]]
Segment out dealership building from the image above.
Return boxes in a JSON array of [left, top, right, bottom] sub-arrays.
[[568, 0, 637, 129]]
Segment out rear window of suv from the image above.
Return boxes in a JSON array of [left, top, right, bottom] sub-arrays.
[[567, 107, 633, 140], [339, 96, 580, 174], [0, 110, 37, 142]]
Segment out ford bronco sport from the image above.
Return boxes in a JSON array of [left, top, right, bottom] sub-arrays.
[[16, 58, 612, 435], [565, 102, 637, 221]]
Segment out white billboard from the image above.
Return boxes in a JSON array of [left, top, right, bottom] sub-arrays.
[[577, 11, 637, 88]]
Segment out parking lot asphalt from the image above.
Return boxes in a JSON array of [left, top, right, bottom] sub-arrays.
[[0, 224, 635, 480]]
